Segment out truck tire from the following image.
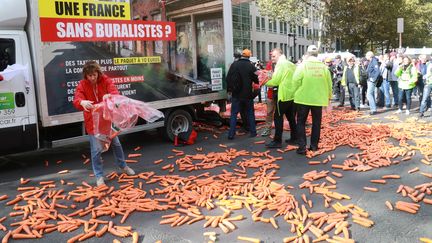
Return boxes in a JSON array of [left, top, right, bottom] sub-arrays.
[[163, 109, 193, 142]]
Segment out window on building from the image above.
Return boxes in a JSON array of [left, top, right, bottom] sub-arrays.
[[261, 41, 266, 61], [284, 44, 287, 56], [268, 20, 273, 33], [290, 24, 296, 34], [273, 20, 277, 33], [257, 41, 261, 61], [269, 42, 273, 53], [280, 22, 284, 34], [261, 17, 265, 32], [256, 16, 260, 31]]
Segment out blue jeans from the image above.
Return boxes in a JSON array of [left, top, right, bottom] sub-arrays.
[[379, 79, 391, 108], [420, 84, 432, 113], [366, 81, 377, 112], [389, 81, 399, 106], [228, 97, 256, 138], [398, 88, 413, 111], [89, 135, 126, 178]]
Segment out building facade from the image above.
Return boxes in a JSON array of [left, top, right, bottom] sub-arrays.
[[248, 2, 332, 63]]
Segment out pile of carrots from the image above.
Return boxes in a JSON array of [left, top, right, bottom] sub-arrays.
[[0, 108, 432, 243]]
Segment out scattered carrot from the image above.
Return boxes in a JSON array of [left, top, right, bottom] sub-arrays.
[[134, 146, 141, 151], [408, 167, 419, 174], [331, 172, 343, 178], [370, 179, 386, 184], [385, 201, 393, 211], [420, 238, 432, 243], [420, 172, 432, 178], [132, 232, 139, 243], [420, 159, 431, 165], [238, 236, 260, 243], [125, 160, 138, 163], [128, 153, 142, 158], [153, 159, 163, 164], [382, 175, 400, 179], [363, 187, 379, 192], [1, 231, 11, 243]]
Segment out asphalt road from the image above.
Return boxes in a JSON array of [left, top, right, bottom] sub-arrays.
[[0, 107, 431, 243]]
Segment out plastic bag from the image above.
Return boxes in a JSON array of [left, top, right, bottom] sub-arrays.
[[256, 70, 271, 86], [92, 95, 164, 152]]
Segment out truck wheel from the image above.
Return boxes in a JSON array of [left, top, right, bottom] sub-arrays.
[[163, 109, 193, 142]]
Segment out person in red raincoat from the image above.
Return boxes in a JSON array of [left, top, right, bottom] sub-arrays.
[[73, 61, 135, 186]]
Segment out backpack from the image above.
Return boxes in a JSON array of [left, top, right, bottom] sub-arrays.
[[226, 63, 242, 94]]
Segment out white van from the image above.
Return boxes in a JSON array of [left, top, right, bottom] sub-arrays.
[[0, 0, 235, 155]]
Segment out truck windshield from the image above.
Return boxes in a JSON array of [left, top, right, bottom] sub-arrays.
[[0, 39, 15, 72]]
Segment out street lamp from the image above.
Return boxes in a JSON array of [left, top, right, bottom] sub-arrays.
[[288, 33, 296, 61]]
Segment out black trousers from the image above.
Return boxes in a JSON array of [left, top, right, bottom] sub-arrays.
[[296, 103, 322, 149], [361, 83, 367, 105], [273, 100, 296, 142]]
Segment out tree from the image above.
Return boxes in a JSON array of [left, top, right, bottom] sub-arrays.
[[324, 0, 432, 53], [254, 0, 432, 54], [399, 0, 432, 48]]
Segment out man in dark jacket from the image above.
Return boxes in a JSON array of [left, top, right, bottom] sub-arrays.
[[359, 58, 369, 107], [332, 55, 345, 106], [227, 49, 259, 139], [366, 51, 380, 115]]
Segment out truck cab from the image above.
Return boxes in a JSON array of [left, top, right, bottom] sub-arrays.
[[0, 0, 38, 154]]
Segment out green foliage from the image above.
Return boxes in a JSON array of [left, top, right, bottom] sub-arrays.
[[254, 0, 432, 53], [254, 0, 318, 24]]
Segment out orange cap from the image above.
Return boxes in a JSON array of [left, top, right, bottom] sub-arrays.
[[242, 49, 251, 57]]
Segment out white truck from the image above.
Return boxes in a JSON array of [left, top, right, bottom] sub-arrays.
[[0, 0, 235, 155]]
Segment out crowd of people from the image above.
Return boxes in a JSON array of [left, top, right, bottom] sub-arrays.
[[327, 51, 432, 116], [225, 47, 432, 155], [226, 46, 332, 155]]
